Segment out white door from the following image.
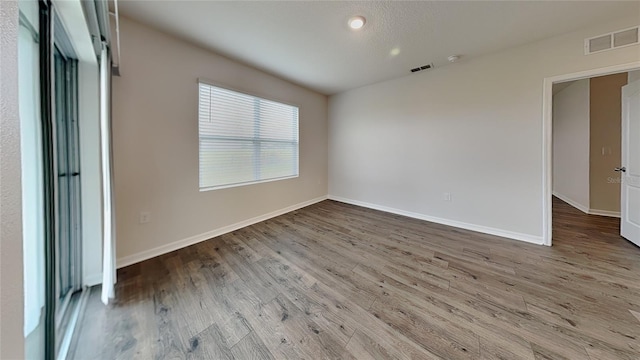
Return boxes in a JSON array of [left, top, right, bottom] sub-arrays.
[[620, 79, 640, 246]]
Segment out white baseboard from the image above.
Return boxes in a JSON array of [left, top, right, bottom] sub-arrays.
[[552, 192, 621, 218], [116, 195, 328, 268], [328, 195, 544, 245], [588, 208, 621, 218], [552, 192, 590, 214], [83, 273, 103, 287]]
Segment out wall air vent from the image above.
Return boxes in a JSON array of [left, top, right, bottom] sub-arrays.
[[410, 63, 433, 73], [585, 26, 639, 55]]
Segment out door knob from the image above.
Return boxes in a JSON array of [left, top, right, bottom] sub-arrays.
[[614, 167, 626, 172]]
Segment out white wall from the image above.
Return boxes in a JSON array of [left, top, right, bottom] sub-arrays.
[[0, 0, 25, 358], [113, 17, 328, 265], [629, 70, 640, 83], [552, 80, 590, 212], [328, 15, 640, 243]]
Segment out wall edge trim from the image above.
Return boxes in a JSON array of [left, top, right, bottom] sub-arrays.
[[552, 191, 590, 214], [328, 195, 544, 246], [116, 195, 328, 269], [588, 208, 621, 218]]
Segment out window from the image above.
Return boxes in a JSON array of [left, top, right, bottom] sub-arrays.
[[198, 81, 299, 190]]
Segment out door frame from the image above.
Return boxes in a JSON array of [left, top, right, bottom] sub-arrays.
[[542, 61, 640, 246]]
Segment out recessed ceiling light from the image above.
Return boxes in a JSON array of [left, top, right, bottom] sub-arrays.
[[390, 48, 400, 56], [348, 16, 366, 30], [448, 55, 461, 63]]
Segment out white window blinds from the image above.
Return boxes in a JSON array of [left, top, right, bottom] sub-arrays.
[[198, 82, 299, 190]]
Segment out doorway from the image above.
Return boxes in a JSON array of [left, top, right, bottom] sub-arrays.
[[552, 73, 628, 217], [543, 62, 640, 246]]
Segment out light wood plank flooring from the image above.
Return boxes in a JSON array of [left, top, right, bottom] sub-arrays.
[[69, 198, 640, 359]]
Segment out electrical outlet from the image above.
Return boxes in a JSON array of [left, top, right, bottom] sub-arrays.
[[443, 193, 452, 201], [139, 212, 151, 224]]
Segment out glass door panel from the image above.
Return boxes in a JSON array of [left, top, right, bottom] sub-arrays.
[[53, 39, 82, 355], [54, 49, 72, 309]]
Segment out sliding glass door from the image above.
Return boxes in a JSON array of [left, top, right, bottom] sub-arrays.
[[53, 44, 83, 348], [20, 1, 84, 358]]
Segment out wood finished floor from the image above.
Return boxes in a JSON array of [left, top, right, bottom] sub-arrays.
[[70, 198, 640, 359]]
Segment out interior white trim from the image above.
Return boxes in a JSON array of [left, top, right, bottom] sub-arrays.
[[328, 195, 544, 245], [553, 191, 620, 218], [552, 192, 590, 214], [588, 209, 621, 218], [116, 195, 328, 268], [542, 61, 640, 246], [54, 0, 97, 64], [552, 192, 620, 217]]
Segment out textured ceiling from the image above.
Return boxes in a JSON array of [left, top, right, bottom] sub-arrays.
[[116, 1, 639, 95]]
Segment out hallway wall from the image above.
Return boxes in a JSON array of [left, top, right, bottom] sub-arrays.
[[552, 80, 590, 212], [589, 73, 628, 215]]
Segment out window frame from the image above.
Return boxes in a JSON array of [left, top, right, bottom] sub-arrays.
[[197, 79, 300, 192]]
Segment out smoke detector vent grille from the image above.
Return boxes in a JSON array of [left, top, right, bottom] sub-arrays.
[[410, 63, 433, 73], [585, 26, 639, 55]]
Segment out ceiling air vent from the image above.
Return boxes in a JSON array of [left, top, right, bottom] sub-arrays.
[[410, 63, 433, 73], [585, 26, 639, 55]]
